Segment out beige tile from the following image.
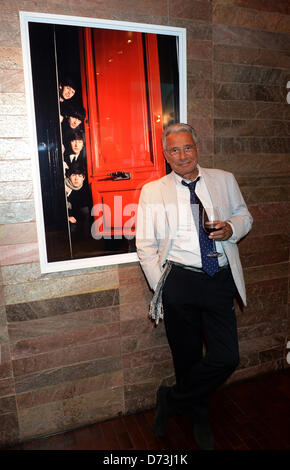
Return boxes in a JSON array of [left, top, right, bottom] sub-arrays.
[[0, 47, 23, 69], [0, 182, 33, 202], [0, 201, 35, 224], [18, 386, 124, 440], [18, 400, 64, 440], [0, 223, 37, 247], [16, 371, 123, 409], [0, 160, 32, 182], [0, 138, 31, 160], [0, 243, 39, 266], [4, 268, 119, 304], [0, 70, 25, 96]]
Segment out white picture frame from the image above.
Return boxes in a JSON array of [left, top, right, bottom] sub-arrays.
[[19, 11, 187, 273]]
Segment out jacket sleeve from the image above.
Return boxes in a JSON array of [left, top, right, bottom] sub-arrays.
[[136, 184, 163, 291], [226, 173, 253, 243]]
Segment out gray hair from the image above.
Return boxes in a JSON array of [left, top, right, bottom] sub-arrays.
[[162, 123, 198, 151]]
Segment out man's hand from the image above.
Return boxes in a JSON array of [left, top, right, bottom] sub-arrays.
[[208, 221, 233, 241]]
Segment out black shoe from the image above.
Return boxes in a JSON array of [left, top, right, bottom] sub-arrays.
[[193, 419, 215, 450], [153, 386, 171, 437]]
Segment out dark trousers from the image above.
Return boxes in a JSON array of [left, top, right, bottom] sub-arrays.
[[162, 264, 240, 420]]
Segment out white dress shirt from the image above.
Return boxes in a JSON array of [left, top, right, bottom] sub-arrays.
[[167, 168, 231, 267]]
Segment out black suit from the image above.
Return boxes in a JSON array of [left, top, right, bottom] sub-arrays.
[[64, 151, 87, 175], [67, 183, 92, 240]]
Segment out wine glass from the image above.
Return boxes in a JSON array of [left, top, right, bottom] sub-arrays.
[[202, 207, 222, 258]]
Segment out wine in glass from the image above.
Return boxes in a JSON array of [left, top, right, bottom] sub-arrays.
[[202, 207, 222, 258]]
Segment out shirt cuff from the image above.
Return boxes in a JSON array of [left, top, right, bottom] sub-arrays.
[[226, 221, 238, 243]]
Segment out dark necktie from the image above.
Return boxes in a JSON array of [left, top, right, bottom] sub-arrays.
[[182, 178, 219, 277]]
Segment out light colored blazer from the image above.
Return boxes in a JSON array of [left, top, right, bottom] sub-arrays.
[[136, 168, 253, 306]]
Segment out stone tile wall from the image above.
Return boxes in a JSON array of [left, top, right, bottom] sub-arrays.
[[0, 0, 289, 447], [212, 0, 290, 385]]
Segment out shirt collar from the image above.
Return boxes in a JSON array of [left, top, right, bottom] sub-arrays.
[[173, 165, 202, 185]]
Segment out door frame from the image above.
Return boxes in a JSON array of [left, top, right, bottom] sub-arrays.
[[20, 11, 186, 273]]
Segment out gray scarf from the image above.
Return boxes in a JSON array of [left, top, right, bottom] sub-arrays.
[[65, 177, 83, 192], [65, 177, 83, 210]]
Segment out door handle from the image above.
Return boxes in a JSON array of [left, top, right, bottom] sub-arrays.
[[107, 171, 131, 181]]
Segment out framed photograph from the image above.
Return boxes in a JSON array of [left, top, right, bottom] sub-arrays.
[[20, 11, 186, 273]]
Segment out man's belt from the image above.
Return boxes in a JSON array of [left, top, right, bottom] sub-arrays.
[[169, 260, 229, 274]]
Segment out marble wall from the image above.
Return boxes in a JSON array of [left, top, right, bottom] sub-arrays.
[[0, 0, 289, 447], [212, 0, 290, 385]]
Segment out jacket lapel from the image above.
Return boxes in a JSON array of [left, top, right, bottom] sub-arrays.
[[160, 172, 178, 237], [201, 168, 224, 215]]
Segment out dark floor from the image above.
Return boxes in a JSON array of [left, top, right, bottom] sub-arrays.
[[6, 368, 290, 451]]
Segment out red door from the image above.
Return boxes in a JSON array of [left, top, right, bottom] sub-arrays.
[[80, 28, 165, 237]]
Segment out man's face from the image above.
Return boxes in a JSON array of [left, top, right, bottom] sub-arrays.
[[164, 131, 199, 181], [69, 173, 85, 187], [61, 85, 75, 101], [71, 139, 84, 154], [68, 116, 82, 129]]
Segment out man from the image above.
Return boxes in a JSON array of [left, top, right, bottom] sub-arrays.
[[62, 103, 86, 131], [136, 123, 253, 450], [63, 129, 86, 174], [61, 104, 86, 154], [59, 77, 77, 122], [65, 163, 92, 241], [59, 77, 76, 103]]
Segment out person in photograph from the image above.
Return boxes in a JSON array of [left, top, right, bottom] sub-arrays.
[[62, 103, 86, 146], [62, 103, 86, 130], [59, 77, 76, 103], [136, 123, 253, 450], [58, 77, 77, 122], [65, 162, 92, 241], [63, 129, 86, 174]]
